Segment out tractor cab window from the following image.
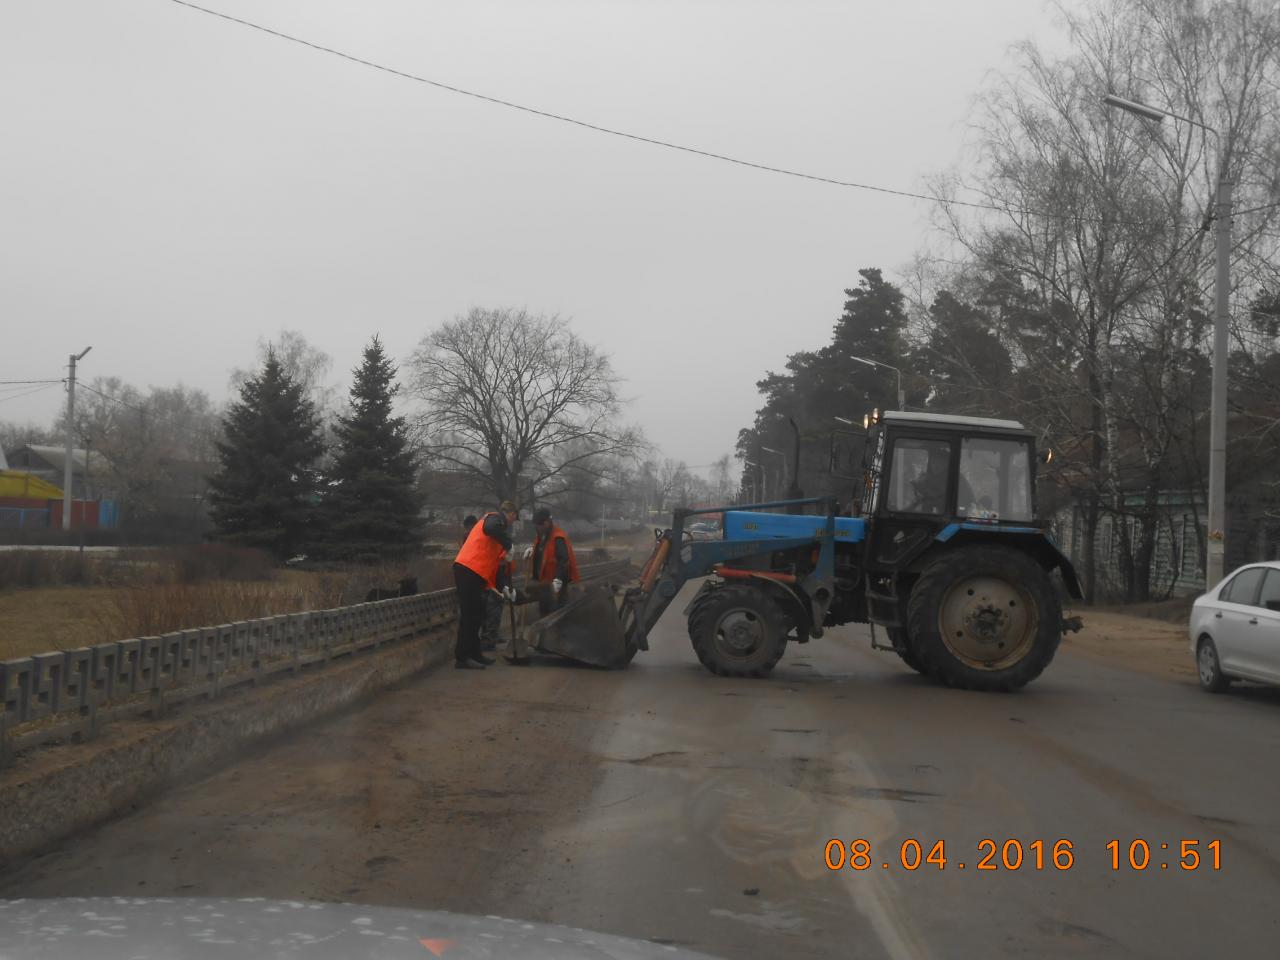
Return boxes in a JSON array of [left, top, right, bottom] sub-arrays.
[[887, 438, 952, 515], [957, 438, 1032, 522]]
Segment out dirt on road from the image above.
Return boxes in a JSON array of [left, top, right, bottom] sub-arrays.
[[1062, 608, 1197, 683]]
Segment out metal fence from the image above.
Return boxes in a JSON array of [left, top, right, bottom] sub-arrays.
[[0, 559, 630, 765]]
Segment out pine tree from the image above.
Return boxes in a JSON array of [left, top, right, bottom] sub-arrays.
[[208, 352, 325, 558], [319, 336, 423, 562]]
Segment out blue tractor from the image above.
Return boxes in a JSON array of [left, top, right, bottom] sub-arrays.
[[531, 410, 1084, 691]]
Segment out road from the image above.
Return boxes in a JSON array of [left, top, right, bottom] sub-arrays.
[[4, 583, 1280, 959]]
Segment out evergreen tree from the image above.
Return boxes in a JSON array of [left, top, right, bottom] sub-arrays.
[[911, 289, 1013, 416], [208, 352, 325, 559], [736, 268, 912, 498], [320, 336, 423, 562]]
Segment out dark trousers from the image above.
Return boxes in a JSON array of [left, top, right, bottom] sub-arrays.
[[453, 563, 488, 662], [481, 593, 504, 643]]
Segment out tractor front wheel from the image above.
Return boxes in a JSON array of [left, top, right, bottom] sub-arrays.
[[688, 583, 789, 678], [907, 545, 1061, 691]]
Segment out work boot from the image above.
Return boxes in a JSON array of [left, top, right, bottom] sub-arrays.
[[455, 659, 485, 670], [474, 654, 496, 666]]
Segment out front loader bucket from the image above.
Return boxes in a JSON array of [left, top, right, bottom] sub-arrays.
[[527, 582, 632, 668]]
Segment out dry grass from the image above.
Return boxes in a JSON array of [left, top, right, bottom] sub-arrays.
[[0, 572, 349, 661], [0, 586, 120, 659], [0, 545, 625, 663], [0, 551, 122, 590], [93, 575, 352, 643]]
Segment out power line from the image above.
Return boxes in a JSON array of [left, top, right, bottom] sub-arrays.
[[168, 0, 1157, 228], [0, 383, 63, 405], [76, 382, 222, 435], [77, 382, 148, 414], [0, 378, 63, 385]]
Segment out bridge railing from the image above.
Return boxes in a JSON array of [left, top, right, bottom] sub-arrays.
[[0, 559, 631, 765]]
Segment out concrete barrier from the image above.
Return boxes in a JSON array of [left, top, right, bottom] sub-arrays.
[[0, 559, 632, 867], [0, 624, 453, 866]]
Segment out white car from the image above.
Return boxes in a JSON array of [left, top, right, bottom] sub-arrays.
[[1189, 560, 1280, 692]]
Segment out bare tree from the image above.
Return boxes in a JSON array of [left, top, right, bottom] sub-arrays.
[[710, 454, 735, 503], [0, 421, 54, 452], [47, 378, 222, 529], [658, 458, 693, 512], [929, 0, 1280, 600], [230, 329, 338, 417], [408, 308, 643, 504]]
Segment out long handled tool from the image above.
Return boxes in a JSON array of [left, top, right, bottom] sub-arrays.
[[507, 589, 519, 652]]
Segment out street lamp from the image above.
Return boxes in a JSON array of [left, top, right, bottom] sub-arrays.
[[761, 445, 787, 500], [849, 355, 904, 410], [63, 346, 92, 532], [1103, 91, 1231, 590], [741, 458, 762, 503]]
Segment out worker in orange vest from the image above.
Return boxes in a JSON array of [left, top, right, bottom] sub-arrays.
[[506, 506, 580, 666], [453, 500, 519, 669]]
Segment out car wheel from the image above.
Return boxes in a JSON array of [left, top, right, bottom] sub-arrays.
[[1196, 637, 1231, 693]]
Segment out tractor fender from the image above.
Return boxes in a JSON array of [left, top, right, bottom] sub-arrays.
[[910, 528, 1084, 600], [684, 573, 814, 638]]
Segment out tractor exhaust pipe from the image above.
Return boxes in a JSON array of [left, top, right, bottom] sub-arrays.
[[786, 417, 805, 512]]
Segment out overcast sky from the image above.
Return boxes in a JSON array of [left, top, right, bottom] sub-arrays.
[[2, 0, 1077, 473]]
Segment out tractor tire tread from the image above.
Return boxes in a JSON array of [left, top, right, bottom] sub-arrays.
[[907, 544, 1061, 692], [687, 581, 787, 678]]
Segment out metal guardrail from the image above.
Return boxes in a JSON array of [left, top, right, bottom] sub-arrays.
[[0, 559, 632, 764]]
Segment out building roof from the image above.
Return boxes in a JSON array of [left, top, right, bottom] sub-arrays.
[[881, 411, 1029, 432], [8, 444, 89, 473], [0, 470, 64, 499]]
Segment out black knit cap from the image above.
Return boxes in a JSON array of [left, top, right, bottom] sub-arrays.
[[532, 507, 553, 524]]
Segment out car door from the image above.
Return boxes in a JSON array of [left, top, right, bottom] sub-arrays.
[[1212, 566, 1266, 677], [1242, 569, 1280, 684]]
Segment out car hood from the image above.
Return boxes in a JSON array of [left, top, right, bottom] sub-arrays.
[[0, 898, 723, 960]]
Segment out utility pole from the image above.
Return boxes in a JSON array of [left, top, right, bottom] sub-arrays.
[[63, 346, 92, 531], [1207, 174, 1233, 588]]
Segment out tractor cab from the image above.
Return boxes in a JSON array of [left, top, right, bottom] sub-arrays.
[[859, 411, 1042, 570]]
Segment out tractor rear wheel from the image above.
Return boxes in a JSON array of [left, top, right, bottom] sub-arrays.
[[907, 545, 1061, 691], [688, 583, 789, 677], [889, 628, 930, 676]]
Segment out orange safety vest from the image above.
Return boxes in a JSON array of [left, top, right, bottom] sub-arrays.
[[455, 512, 509, 588], [533, 525, 580, 583]]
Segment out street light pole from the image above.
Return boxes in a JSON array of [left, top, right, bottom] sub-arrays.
[[63, 346, 92, 532], [743, 458, 761, 503], [761, 446, 787, 500], [848, 355, 904, 410], [1102, 92, 1231, 590]]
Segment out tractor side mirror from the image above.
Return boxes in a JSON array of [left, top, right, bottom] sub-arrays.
[[828, 431, 865, 480]]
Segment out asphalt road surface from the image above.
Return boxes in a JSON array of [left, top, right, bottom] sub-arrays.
[[5, 583, 1280, 959]]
